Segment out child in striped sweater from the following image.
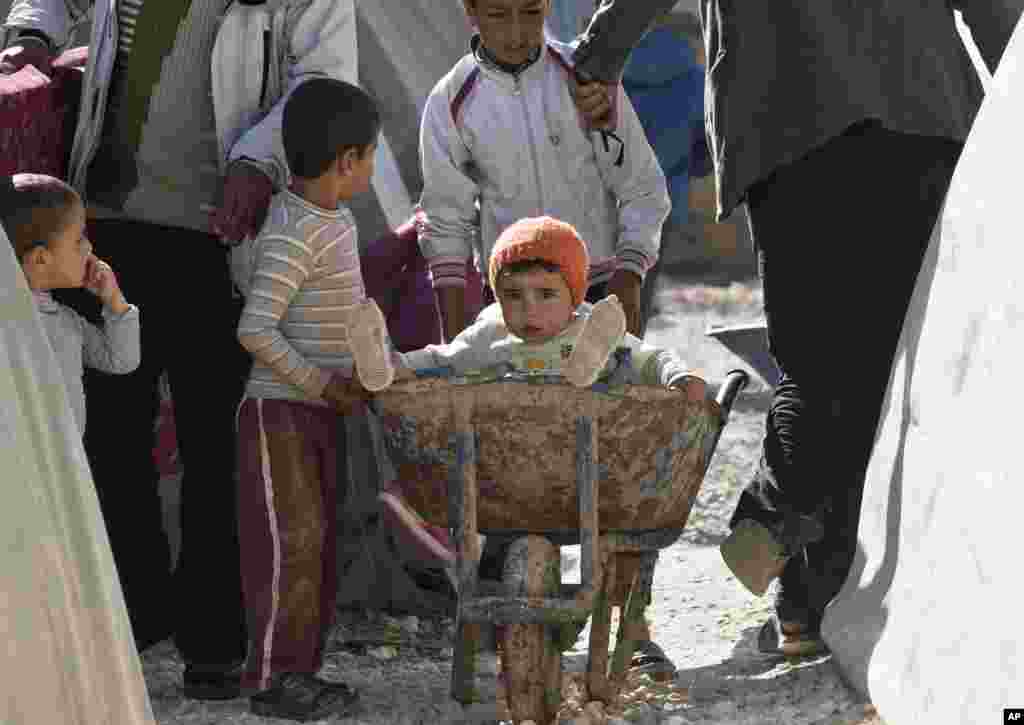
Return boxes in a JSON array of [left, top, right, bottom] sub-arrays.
[[231, 77, 388, 721]]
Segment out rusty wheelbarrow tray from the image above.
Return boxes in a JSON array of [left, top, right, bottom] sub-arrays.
[[373, 369, 748, 723]]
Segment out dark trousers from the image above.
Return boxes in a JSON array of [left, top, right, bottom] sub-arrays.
[[57, 219, 249, 666], [729, 122, 962, 625]]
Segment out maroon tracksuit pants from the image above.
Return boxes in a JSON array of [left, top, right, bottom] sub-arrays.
[[236, 398, 345, 691]]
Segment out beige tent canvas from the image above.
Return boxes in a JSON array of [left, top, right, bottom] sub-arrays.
[[0, 226, 154, 724], [822, 15, 1023, 725]]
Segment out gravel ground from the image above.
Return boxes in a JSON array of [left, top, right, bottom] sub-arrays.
[[141, 278, 883, 725]]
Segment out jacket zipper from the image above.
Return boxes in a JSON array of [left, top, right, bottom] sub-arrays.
[[75, 4, 118, 189], [516, 75, 545, 214], [259, 27, 272, 108]]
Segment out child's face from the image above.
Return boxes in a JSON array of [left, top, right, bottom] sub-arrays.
[[496, 267, 574, 342], [349, 139, 377, 196], [41, 201, 93, 289], [465, 0, 551, 67], [338, 138, 377, 199]]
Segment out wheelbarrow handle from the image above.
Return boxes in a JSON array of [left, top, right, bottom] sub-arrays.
[[715, 369, 750, 420]]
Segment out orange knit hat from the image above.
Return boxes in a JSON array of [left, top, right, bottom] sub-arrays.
[[488, 216, 590, 307]]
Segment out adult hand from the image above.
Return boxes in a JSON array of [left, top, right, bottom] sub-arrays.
[[322, 372, 372, 416], [570, 74, 614, 130], [607, 269, 643, 337], [0, 42, 53, 76], [212, 161, 274, 245]]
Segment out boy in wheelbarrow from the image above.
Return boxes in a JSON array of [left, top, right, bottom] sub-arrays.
[[363, 215, 706, 680]]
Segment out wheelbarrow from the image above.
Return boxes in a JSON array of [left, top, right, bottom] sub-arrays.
[[373, 369, 749, 723], [705, 321, 780, 388]]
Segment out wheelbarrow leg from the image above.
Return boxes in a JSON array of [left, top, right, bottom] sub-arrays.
[[450, 392, 483, 704], [586, 552, 615, 703], [500, 535, 562, 725], [451, 619, 481, 704], [609, 552, 648, 685]]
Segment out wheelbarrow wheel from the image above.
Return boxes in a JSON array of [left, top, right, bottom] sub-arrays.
[[500, 535, 563, 724]]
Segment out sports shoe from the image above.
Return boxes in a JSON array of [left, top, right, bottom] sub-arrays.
[[250, 672, 359, 721], [182, 661, 244, 701]]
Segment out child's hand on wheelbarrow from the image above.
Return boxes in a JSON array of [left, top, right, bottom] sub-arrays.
[[322, 372, 372, 415], [668, 373, 708, 404]]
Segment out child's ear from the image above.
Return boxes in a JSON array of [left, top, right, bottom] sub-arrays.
[[22, 245, 49, 269], [338, 148, 359, 177]]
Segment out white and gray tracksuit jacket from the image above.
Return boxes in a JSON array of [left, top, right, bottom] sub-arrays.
[[416, 38, 670, 290]]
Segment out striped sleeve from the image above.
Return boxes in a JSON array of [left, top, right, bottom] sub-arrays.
[[399, 316, 508, 374], [416, 75, 480, 289], [237, 229, 331, 398]]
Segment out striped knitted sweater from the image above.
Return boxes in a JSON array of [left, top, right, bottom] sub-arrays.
[[236, 190, 365, 403]]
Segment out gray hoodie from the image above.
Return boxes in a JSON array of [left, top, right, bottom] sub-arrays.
[[34, 291, 140, 434]]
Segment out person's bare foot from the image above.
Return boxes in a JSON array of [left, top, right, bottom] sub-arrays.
[[564, 295, 626, 387], [349, 298, 394, 392]]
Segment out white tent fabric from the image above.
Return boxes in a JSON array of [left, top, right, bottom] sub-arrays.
[[822, 16, 1024, 724], [352, 1, 473, 242], [0, 227, 154, 724]]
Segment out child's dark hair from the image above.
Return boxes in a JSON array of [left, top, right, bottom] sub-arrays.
[[0, 173, 81, 260], [282, 78, 380, 179]]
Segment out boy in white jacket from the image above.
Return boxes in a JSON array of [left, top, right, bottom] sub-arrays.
[[417, 0, 671, 344]]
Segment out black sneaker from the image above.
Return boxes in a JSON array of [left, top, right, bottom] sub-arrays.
[[250, 672, 360, 722], [757, 614, 829, 658], [182, 661, 244, 701]]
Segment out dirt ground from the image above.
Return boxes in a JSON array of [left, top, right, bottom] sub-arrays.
[[140, 274, 884, 725]]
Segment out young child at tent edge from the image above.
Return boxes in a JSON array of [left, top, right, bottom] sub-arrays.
[[1, 173, 140, 436]]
